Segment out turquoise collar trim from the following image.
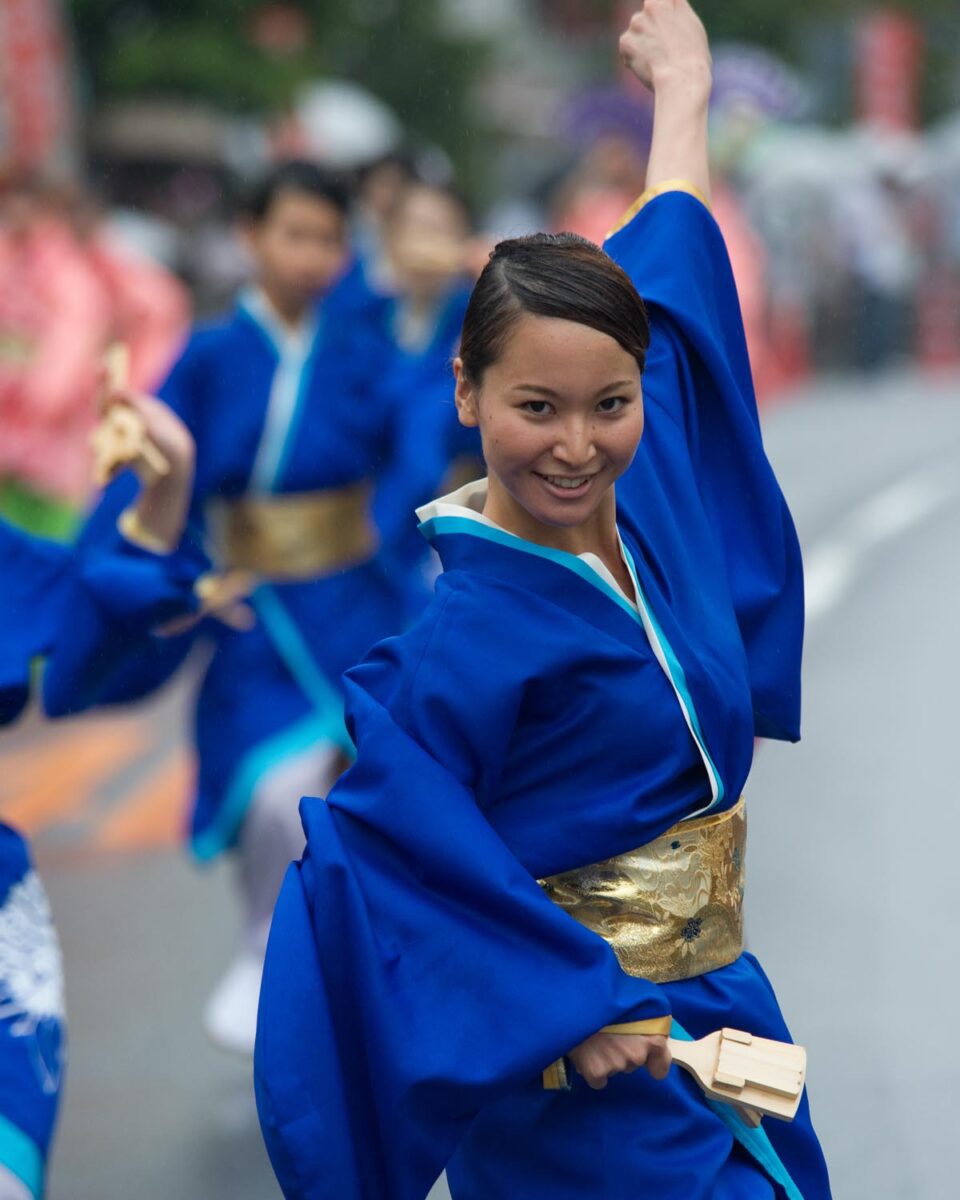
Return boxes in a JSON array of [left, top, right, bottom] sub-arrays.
[[419, 515, 641, 623]]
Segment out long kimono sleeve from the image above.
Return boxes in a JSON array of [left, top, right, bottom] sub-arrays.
[[255, 592, 671, 1200], [605, 190, 803, 740], [0, 520, 70, 724], [42, 338, 213, 716]]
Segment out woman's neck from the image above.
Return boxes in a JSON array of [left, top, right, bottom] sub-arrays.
[[483, 475, 632, 594]]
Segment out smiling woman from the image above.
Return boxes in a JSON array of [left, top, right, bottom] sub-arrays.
[[254, 4, 832, 1199], [453, 237, 649, 592]]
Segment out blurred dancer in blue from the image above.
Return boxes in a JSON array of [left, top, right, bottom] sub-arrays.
[[0, 521, 68, 1200], [365, 181, 483, 583], [43, 161, 438, 1055], [254, 3, 830, 1198]]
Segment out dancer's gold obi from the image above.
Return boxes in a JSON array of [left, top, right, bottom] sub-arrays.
[[539, 797, 746, 984], [206, 482, 378, 581]]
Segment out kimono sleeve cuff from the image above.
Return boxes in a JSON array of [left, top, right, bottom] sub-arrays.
[[117, 506, 178, 556], [607, 178, 712, 238]]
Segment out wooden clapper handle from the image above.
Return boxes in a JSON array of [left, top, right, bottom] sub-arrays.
[[91, 342, 170, 486], [669, 1027, 806, 1127]]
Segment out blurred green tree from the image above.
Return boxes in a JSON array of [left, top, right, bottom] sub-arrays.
[[67, 0, 487, 152]]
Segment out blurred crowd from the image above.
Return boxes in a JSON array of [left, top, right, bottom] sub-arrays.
[[720, 115, 960, 385], [3, 76, 960, 538]]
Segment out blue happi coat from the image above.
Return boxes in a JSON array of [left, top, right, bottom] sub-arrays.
[[0, 520, 68, 1199], [42, 287, 442, 860], [254, 191, 830, 1199]]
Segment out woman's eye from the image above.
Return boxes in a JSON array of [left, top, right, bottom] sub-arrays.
[[597, 395, 627, 413], [522, 400, 552, 415]]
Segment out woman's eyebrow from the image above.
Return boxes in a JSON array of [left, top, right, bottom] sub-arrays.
[[512, 379, 636, 397], [596, 380, 636, 394], [513, 383, 560, 396]]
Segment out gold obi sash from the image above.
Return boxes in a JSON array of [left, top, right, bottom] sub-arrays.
[[540, 797, 746, 984], [206, 482, 378, 581]]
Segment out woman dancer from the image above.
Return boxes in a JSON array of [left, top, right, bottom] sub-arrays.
[[253, 3, 830, 1197]]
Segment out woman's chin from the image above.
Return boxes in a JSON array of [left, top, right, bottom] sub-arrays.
[[517, 492, 607, 532]]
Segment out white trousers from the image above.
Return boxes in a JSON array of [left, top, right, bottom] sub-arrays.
[[0, 1165, 32, 1200], [236, 740, 343, 957]]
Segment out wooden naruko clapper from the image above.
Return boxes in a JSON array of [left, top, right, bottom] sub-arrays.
[[669, 1027, 806, 1126]]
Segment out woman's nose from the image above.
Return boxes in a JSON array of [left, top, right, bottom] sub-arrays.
[[553, 420, 596, 467]]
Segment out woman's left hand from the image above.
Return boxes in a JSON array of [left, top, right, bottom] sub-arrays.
[[568, 1031, 672, 1090], [619, 0, 712, 97]]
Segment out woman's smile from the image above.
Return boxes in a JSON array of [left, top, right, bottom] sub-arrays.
[[533, 471, 600, 500]]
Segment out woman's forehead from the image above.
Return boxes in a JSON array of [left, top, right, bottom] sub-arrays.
[[491, 314, 641, 382]]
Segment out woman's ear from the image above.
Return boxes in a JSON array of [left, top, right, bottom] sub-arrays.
[[453, 357, 479, 428]]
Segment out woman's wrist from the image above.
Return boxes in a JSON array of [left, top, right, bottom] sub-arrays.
[[650, 60, 712, 106], [125, 459, 194, 553]]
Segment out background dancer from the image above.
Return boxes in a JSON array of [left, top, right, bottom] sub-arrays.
[[0, 520, 68, 1200], [42, 160, 439, 1056]]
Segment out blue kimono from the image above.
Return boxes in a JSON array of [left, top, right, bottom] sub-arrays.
[[42, 289, 440, 860], [0, 521, 69, 726], [253, 190, 830, 1198], [0, 521, 68, 1199]]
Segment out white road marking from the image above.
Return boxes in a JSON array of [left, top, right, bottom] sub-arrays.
[[804, 457, 960, 622]]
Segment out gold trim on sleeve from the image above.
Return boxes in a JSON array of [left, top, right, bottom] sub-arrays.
[[606, 178, 712, 239], [541, 1059, 570, 1092], [601, 1017, 673, 1037], [117, 506, 176, 556]]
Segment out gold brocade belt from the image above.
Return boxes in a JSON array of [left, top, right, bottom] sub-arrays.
[[540, 797, 746, 985], [206, 483, 379, 581]]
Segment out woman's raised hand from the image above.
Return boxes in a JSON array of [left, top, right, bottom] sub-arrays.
[[618, 0, 712, 96], [619, 0, 713, 205], [568, 1030, 672, 1090]]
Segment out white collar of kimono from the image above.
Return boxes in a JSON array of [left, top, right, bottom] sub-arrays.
[[240, 286, 316, 357], [416, 477, 725, 818], [241, 287, 319, 493], [416, 478, 639, 610]]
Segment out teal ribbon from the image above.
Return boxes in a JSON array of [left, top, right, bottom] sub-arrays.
[[252, 585, 353, 757]]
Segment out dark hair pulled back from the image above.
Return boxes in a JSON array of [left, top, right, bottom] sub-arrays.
[[459, 233, 649, 384], [245, 160, 350, 222]]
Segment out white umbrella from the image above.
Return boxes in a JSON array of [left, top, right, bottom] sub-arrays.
[[293, 81, 403, 168]]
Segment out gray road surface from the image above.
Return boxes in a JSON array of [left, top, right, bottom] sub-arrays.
[[27, 369, 960, 1199]]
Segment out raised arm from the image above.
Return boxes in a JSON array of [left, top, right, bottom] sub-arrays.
[[619, 0, 712, 205], [44, 355, 216, 718], [607, 6, 804, 743]]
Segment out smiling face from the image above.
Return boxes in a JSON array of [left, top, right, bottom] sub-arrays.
[[454, 312, 644, 549]]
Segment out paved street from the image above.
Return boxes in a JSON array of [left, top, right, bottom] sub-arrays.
[[5, 369, 959, 1199]]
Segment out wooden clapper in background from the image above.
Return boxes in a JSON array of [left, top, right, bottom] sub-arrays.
[[90, 342, 171, 487]]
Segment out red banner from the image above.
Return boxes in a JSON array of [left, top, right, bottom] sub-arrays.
[[855, 10, 924, 132], [0, 0, 74, 170]]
